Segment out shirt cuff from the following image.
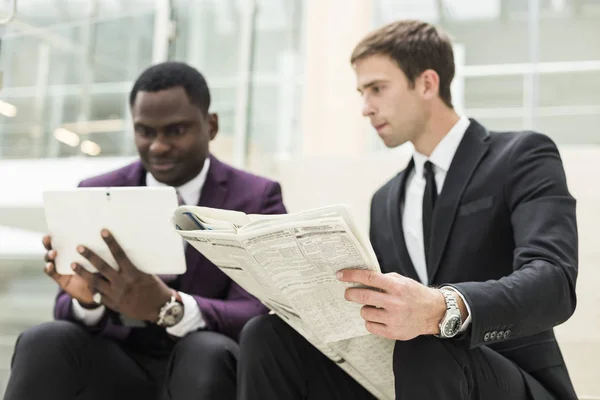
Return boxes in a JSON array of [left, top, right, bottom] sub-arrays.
[[166, 292, 207, 337], [71, 298, 106, 326], [441, 286, 472, 333]]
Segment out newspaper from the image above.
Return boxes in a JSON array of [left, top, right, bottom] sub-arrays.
[[172, 204, 395, 400]]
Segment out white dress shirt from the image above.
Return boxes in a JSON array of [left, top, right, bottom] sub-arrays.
[[402, 116, 472, 331], [72, 158, 211, 337]]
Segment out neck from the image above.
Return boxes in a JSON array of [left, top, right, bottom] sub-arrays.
[[177, 159, 207, 187], [412, 104, 460, 156]]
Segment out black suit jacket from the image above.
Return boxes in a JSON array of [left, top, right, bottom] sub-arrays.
[[369, 119, 578, 400]]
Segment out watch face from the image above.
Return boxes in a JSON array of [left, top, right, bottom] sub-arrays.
[[443, 315, 461, 337], [162, 303, 184, 327]]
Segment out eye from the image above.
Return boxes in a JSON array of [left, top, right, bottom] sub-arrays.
[[166, 124, 187, 136], [372, 85, 382, 94], [135, 126, 154, 137]]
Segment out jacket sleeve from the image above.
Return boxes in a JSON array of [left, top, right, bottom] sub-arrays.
[[449, 133, 578, 348]]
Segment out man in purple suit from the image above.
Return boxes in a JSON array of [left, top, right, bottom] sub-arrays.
[[4, 62, 286, 400]]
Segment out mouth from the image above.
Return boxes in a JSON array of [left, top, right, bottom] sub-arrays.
[[148, 160, 177, 172], [373, 122, 388, 133]]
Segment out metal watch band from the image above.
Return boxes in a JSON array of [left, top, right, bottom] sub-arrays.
[[156, 295, 178, 326], [441, 289, 458, 311], [436, 289, 462, 338]]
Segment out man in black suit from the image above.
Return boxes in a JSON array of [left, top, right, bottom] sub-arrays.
[[237, 19, 579, 400]]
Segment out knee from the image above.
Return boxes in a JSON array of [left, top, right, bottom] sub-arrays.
[[15, 321, 85, 353], [174, 331, 239, 366], [12, 321, 87, 366], [393, 335, 465, 375], [394, 335, 439, 356], [239, 314, 282, 350], [168, 331, 238, 393], [238, 314, 296, 370]]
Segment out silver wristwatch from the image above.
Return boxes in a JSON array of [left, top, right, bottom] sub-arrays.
[[156, 294, 184, 328], [436, 289, 462, 338]]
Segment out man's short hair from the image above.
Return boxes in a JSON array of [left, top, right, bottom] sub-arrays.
[[351, 20, 455, 108], [129, 61, 211, 113]]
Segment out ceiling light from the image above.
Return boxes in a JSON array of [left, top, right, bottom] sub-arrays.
[[0, 100, 17, 117], [53, 128, 80, 147], [81, 140, 101, 156]]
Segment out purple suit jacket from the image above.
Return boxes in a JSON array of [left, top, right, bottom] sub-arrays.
[[53, 155, 287, 341]]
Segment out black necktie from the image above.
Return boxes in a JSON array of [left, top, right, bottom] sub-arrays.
[[422, 161, 437, 269]]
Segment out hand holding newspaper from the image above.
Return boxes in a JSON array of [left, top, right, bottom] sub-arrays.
[[172, 204, 395, 400]]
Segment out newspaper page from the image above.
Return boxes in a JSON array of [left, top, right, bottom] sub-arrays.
[[178, 233, 292, 311], [239, 215, 377, 343], [173, 204, 395, 399]]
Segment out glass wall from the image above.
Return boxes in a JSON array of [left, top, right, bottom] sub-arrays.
[[170, 0, 304, 167], [1, 0, 597, 161], [374, 0, 600, 146], [0, 0, 157, 159], [0, 0, 305, 165]]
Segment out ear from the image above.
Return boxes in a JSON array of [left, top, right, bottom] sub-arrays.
[[419, 69, 440, 101], [207, 113, 219, 141]]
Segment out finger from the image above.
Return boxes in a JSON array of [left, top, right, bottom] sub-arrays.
[[101, 229, 137, 277], [44, 262, 60, 282], [44, 249, 57, 263], [345, 287, 389, 308], [360, 305, 388, 324], [71, 262, 98, 288], [337, 269, 396, 291], [76, 245, 119, 282], [90, 273, 112, 297], [42, 235, 52, 251], [72, 263, 116, 305], [77, 272, 118, 312], [85, 276, 118, 308], [364, 321, 392, 339]]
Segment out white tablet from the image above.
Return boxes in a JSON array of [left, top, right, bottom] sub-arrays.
[[43, 187, 186, 275]]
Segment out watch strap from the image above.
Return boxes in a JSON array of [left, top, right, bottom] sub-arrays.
[[436, 289, 462, 338]]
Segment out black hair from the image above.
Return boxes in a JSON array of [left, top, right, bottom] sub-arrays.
[[129, 61, 211, 113]]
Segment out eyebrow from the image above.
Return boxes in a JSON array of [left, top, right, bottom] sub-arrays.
[[357, 79, 388, 93], [133, 122, 152, 129], [133, 119, 192, 129]]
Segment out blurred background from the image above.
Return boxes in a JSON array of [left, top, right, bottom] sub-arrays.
[[0, 0, 599, 397]]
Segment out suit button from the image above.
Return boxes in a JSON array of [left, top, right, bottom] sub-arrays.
[[496, 331, 504, 340], [483, 332, 491, 341], [504, 329, 511, 338], [490, 331, 497, 340]]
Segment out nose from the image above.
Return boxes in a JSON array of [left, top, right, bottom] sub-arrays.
[[362, 99, 375, 117], [148, 135, 171, 155]]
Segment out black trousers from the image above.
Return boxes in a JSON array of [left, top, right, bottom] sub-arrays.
[[237, 315, 557, 400], [4, 320, 238, 400]]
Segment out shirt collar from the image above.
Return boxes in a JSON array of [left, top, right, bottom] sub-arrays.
[[413, 116, 470, 178], [145, 157, 210, 206]]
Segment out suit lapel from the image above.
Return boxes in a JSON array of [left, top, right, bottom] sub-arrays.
[[387, 160, 421, 281], [428, 120, 490, 282], [198, 155, 229, 209], [180, 155, 229, 289]]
